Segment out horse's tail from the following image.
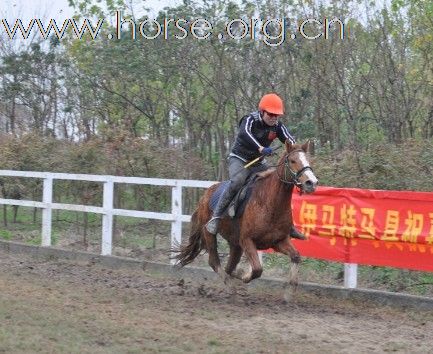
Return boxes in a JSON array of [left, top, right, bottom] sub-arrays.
[[171, 209, 204, 267]]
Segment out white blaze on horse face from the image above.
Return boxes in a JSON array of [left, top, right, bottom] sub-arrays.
[[298, 151, 318, 184]]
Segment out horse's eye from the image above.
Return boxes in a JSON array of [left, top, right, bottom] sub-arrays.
[[290, 160, 296, 164]]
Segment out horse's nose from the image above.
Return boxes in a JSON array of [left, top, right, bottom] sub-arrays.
[[304, 179, 318, 192], [305, 180, 314, 188]]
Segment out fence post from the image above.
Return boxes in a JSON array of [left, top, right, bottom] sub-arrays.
[[344, 263, 358, 288], [41, 176, 53, 247], [171, 184, 182, 265], [102, 179, 114, 256]]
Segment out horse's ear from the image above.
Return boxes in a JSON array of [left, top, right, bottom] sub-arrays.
[[301, 140, 311, 153], [285, 139, 294, 152], [309, 139, 315, 155]]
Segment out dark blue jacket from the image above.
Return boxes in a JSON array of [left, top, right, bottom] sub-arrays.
[[230, 111, 295, 162]]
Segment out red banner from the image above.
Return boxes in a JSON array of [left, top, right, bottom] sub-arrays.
[[290, 186, 433, 272]]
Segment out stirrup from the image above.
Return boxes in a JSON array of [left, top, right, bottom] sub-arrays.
[[205, 216, 221, 235]]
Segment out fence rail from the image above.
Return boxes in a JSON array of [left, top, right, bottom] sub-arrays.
[[0, 170, 359, 288]]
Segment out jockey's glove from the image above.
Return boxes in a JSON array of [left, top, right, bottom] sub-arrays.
[[262, 147, 273, 156]]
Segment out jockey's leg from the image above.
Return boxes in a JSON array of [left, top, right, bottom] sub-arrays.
[[205, 157, 248, 235], [205, 186, 236, 234], [290, 225, 307, 240]]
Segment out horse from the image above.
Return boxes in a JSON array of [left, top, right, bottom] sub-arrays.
[[173, 140, 318, 287]]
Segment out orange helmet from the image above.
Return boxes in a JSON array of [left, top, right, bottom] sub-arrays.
[[258, 93, 284, 115]]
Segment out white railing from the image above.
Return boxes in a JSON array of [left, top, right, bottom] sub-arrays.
[[0, 170, 214, 257], [0, 170, 358, 288]]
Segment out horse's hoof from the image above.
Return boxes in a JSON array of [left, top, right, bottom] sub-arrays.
[[284, 284, 299, 304], [291, 256, 301, 264], [217, 268, 231, 286], [242, 274, 252, 283], [230, 268, 246, 281], [223, 274, 232, 286]]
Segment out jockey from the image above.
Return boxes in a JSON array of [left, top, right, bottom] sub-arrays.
[[205, 93, 306, 240]]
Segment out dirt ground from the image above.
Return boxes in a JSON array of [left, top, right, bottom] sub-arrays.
[[0, 248, 432, 353]]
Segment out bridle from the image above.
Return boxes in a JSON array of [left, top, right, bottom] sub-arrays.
[[275, 149, 314, 191]]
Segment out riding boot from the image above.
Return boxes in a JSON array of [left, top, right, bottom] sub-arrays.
[[206, 186, 236, 235], [290, 225, 307, 240]]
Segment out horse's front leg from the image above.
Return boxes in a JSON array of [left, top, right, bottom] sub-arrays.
[[273, 236, 301, 301], [273, 236, 301, 264], [240, 238, 262, 283]]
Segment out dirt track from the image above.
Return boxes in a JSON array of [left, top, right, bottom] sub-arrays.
[[0, 249, 432, 353]]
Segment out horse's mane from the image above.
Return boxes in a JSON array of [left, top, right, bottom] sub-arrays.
[[256, 168, 275, 180]]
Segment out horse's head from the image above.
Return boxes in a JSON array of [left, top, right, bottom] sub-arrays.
[[276, 140, 318, 194]]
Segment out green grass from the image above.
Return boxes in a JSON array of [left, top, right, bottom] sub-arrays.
[[207, 339, 221, 347], [263, 253, 345, 285], [262, 252, 433, 296], [358, 265, 433, 295], [0, 207, 100, 246], [0, 229, 12, 240], [25, 232, 60, 246], [112, 216, 172, 251]]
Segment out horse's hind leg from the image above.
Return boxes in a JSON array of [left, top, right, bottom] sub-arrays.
[[223, 243, 248, 296], [225, 244, 243, 276], [240, 238, 262, 283], [202, 229, 222, 274]]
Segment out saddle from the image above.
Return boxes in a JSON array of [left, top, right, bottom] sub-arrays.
[[209, 169, 274, 218]]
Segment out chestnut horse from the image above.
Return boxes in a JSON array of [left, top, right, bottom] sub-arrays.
[[174, 140, 318, 285]]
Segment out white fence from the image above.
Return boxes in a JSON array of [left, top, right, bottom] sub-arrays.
[[0, 170, 358, 288]]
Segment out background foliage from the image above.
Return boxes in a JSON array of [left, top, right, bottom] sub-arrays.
[[0, 0, 431, 187], [0, 0, 432, 293]]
